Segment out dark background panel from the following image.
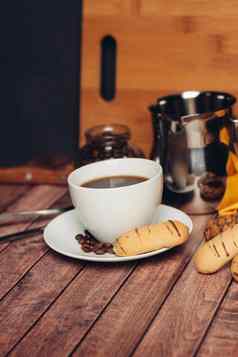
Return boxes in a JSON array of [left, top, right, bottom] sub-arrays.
[[1, 0, 82, 166]]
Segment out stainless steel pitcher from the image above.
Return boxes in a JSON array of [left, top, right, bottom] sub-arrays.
[[149, 91, 237, 214]]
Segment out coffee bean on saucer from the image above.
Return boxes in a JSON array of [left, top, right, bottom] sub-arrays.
[[82, 242, 92, 249], [95, 248, 106, 255], [85, 230, 95, 239], [97, 242, 104, 249], [75, 234, 85, 242], [103, 243, 113, 249], [82, 246, 93, 253], [75, 231, 115, 255]]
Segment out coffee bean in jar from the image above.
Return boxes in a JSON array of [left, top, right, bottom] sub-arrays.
[[75, 124, 144, 167]]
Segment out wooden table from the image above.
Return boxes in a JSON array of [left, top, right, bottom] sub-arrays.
[[0, 184, 237, 357]]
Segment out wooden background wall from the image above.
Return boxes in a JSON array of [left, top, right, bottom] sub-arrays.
[[80, 0, 238, 156]]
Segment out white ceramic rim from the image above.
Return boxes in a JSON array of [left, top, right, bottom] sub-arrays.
[[68, 158, 163, 192]]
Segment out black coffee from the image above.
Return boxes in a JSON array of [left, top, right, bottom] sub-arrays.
[[81, 175, 148, 188]]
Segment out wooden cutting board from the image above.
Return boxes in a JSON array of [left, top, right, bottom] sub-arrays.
[[0, 163, 74, 185], [80, 0, 238, 158]]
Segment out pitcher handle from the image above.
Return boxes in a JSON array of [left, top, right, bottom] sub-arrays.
[[149, 106, 167, 168]]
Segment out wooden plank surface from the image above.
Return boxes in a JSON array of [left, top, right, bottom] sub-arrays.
[[0, 185, 30, 254], [0, 187, 77, 356], [197, 280, 238, 357], [133, 261, 231, 357], [0, 186, 65, 252], [0, 186, 66, 301], [8, 263, 135, 357], [0, 184, 234, 356], [71, 216, 208, 357], [0, 183, 235, 355], [0, 185, 29, 212], [0, 252, 84, 356]]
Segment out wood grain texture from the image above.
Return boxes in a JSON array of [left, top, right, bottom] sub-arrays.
[[71, 216, 208, 357], [197, 281, 238, 357], [80, 89, 157, 156], [133, 260, 232, 357], [9, 263, 135, 357], [0, 185, 30, 253], [81, 18, 238, 90], [0, 186, 65, 250], [84, 0, 135, 16], [0, 184, 233, 354], [0, 186, 66, 301], [0, 252, 84, 356], [0, 185, 29, 211], [80, 0, 238, 156], [140, 0, 238, 16]]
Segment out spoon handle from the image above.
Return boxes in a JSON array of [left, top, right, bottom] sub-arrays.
[[0, 206, 73, 225], [0, 226, 45, 244]]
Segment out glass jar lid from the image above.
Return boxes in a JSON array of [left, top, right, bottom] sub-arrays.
[[85, 124, 131, 144]]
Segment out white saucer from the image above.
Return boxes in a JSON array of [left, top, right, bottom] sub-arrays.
[[43, 204, 193, 263]]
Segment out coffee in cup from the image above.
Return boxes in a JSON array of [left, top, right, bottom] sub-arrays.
[[68, 158, 163, 243]]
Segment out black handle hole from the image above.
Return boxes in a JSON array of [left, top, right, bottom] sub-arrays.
[[100, 35, 117, 101]]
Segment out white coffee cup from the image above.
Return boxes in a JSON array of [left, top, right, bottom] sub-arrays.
[[68, 158, 163, 243]]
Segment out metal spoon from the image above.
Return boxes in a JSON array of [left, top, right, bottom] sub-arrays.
[[0, 206, 73, 225], [0, 205, 74, 243]]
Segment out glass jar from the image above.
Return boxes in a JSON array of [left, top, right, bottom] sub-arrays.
[[76, 124, 144, 167]]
